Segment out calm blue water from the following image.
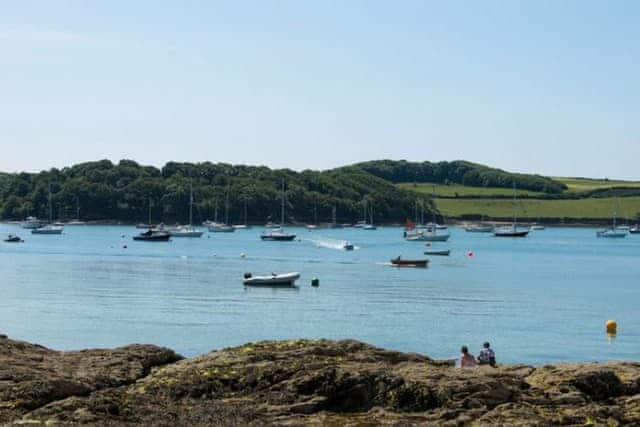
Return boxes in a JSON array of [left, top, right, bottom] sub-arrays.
[[0, 224, 638, 365]]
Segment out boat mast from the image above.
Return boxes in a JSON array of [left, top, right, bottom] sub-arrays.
[[225, 186, 230, 225], [512, 181, 517, 227], [363, 198, 367, 223], [332, 204, 337, 225], [76, 195, 80, 221], [244, 197, 248, 226], [48, 184, 53, 223], [189, 180, 194, 226], [280, 179, 285, 226]]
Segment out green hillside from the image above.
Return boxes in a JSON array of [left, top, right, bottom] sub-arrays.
[[400, 176, 640, 222]]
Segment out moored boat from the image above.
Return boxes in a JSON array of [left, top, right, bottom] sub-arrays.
[[31, 225, 64, 235], [261, 180, 296, 241], [465, 224, 494, 233], [133, 230, 171, 241], [243, 272, 300, 287], [390, 256, 429, 268], [4, 234, 24, 243], [261, 229, 296, 241], [629, 225, 640, 234], [405, 229, 450, 242], [170, 225, 204, 237], [494, 225, 529, 237], [597, 210, 627, 238], [493, 182, 528, 237], [21, 216, 45, 229], [424, 249, 450, 256]]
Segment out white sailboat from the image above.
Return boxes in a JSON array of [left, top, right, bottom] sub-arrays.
[[171, 181, 203, 237], [261, 180, 296, 241], [209, 191, 235, 233], [32, 186, 63, 235], [494, 183, 529, 237], [597, 211, 627, 238]]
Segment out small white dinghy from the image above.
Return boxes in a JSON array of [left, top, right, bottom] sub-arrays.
[[243, 272, 300, 287]]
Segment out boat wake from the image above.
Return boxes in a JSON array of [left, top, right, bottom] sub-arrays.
[[306, 236, 359, 251]]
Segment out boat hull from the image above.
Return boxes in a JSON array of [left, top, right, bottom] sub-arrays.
[[405, 233, 450, 242], [260, 234, 296, 241], [390, 259, 429, 268], [596, 231, 627, 238], [243, 272, 300, 287], [494, 231, 529, 237], [424, 250, 450, 256], [31, 227, 63, 235], [170, 231, 204, 237]]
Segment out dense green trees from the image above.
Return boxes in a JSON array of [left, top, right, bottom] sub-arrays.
[[355, 160, 567, 193], [0, 160, 436, 224]]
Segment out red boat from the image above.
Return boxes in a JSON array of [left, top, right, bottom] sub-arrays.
[[390, 256, 429, 268]]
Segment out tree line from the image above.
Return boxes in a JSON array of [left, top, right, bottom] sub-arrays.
[[355, 160, 567, 193], [0, 160, 437, 224]]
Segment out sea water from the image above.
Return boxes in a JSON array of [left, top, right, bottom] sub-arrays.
[[0, 224, 638, 364]]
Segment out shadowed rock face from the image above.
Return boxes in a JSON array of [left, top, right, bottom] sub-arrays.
[[1, 335, 639, 426]]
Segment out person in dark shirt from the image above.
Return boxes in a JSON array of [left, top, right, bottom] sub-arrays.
[[477, 342, 496, 367]]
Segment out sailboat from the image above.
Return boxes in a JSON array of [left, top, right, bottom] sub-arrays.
[[67, 196, 86, 225], [261, 180, 296, 241], [209, 190, 235, 233], [136, 198, 155, 229], [494, 183, 529, 237], [405, 200, 449, 241], [234, 197, 251, 229], [32, 185, 63, 235], [597, 211, 627, 238], [171, 181, 204, 237], [362, 199, 376, 230]]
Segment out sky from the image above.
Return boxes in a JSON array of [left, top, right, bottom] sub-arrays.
[[1, 1, 639, 179]]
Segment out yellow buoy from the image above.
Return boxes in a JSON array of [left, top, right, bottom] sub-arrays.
[[606, 320, 617, 334]]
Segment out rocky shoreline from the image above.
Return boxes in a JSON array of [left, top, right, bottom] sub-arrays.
[[1, 334, 639, 425]]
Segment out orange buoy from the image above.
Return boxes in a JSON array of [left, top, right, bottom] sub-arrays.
[[606, 320, 617, 335]]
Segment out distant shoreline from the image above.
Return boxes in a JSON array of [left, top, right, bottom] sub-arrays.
[[0, 219, 623, 228]]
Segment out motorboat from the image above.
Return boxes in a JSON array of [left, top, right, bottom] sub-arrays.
[[424, 248, 450, 256], [363, 224, 377, 230], [21, 216, 44, 229], [233, 224, 250, 230], [494, 225, 530, 237], [465, 224, 494, 233], [243, 272, 300, 287], [170, 225, 203, 238], [531, 224, 545, 230], [31, 225, 63, 235], [261, 229, 296, 241], [343, 241, 354, 251], [629, 225, 640, 234], [390, 256, 428, 268], [4, 234, 23, 243], [404, 229, 450, 242], [133, 230, 171, 241]]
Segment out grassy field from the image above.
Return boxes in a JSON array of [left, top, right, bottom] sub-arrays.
[[397, 183, 544, 197], [435, 197, 640, 221], [554, 177, 640, 192], [400, 178, 640, 198]]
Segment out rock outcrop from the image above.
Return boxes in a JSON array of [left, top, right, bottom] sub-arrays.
[[1, 334, 639, 425]]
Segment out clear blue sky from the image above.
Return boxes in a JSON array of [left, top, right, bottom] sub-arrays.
[[1, 1, 638, 179]]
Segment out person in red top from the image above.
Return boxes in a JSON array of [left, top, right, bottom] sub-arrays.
[[459, 345, 476, 368]]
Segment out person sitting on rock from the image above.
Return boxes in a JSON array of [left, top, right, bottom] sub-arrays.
[[459, 345, 476, 368], [477, 342, 496, 367]]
